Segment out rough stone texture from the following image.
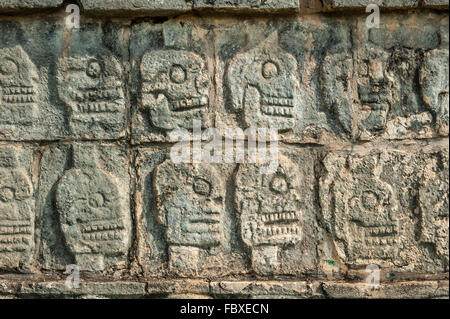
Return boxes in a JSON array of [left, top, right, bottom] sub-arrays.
[[324, 0, 420, 9], [0, 4, 448, 299], [0, 0, 63, 10]]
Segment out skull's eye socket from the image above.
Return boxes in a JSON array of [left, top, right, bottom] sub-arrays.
[[0, 187, 15, 202], [193, 177, 211, 196], [362, 191, 379, 210], [0, 58, 18, 75], [88, 192, 105, 208], [86, 61, 102, 78], [169, 64, 187, 84], [270, 175, 288, 194], [262, 61, 279, 79]]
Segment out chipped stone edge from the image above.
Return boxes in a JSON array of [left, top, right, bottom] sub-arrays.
[[1, 279, 448, 298], [1, 0, 448, 15]]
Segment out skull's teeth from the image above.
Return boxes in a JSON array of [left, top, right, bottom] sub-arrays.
[[264, 226, 300, 236], [261, 97, 294, 107], [76, 102, 119, 113], [0, 235, 31, 248], [364, 225, 396, 236], [171, 96, 208, 111], [365, 237, 397, 246], [2, 87, 35, 95], [261, 212, 299, 223], [82, 231, 122, 241], [73, 89, 120, 102], [3, 95, 35, 103], [260, 105, 294, 118], [82, 223, 124, 233], [0, 225, 32, 235]]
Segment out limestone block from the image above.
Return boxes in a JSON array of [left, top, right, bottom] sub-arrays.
[[135, 147, 244, 277]]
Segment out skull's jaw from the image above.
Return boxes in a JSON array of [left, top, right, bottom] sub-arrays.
[[173, 217, 222, 249], [243, 86, 296, 131], [243, 211, 302, 247], [0, 218, 33, 253], [0, 86, 37, 125], [348, 222, 399, 261], [260, 95, 295, 118], [69, 87, 124, 115], [146, 93, 210, 130], [80, 220, 125, 242], [169, 95, 209, 113]]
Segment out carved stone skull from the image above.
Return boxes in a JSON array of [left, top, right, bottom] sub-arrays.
[[234, 155, 302, 248], [0, 46, 38, 126], [227, 33, 300, 131], [141, 50, 211, 130], [56, 53, 125, 136], [330, 158, 400, 264], [55, 145, 130, 270], [153, 161, 225, 248], [0, 148, 34, 267], [356, 45, 395, 133]]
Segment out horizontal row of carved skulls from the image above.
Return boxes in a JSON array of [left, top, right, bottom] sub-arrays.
[[0, 33, 448, 137], [0, 146, 447, 274]]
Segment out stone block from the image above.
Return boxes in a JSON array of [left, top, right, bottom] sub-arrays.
[[130, 20, 215, 143], [320, 144, 449, 272], [38, 143, 132, 271]]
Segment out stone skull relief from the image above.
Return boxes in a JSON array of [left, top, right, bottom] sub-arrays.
[[320, 155, 402, 266], [141, 50, 211, 130], [56, 53, 126, 137], [227, 33, 300, 131], [0, 46, 38, 126], [55, 145, 131, 271], [0, 148, 34, 269], [234, 155, 302, 274], [153, 161, 224, 273]]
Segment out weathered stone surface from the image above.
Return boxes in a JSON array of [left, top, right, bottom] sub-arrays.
[[0, 6, 448, 300], [154, 160, 225, 274], [419, 149, 449, 270], [80, 0, 190, 13], [0, 0, 62, 10], [0, 146, 35, 270], [324, 0, 419, 9], [38, 143, 131, 271], [192, 0, 299, 10], [234, 148, 322, 275], [210, 281, 310, 298], [215, 16, 351, 144], [320, 144, 449, 272], [147, 279, 210, 296], [56, 23, 129, 140], [0, 46, 39, 128], [322, 281, 448, 299]]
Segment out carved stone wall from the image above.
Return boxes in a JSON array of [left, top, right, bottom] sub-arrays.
[[0, 0, 448, 299]]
